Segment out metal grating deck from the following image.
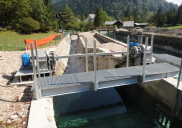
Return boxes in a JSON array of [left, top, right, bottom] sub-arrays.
[[153, 54, 181, 68], [32, 63, 179, 98]]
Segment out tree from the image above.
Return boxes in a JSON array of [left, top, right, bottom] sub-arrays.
[[94, 7, 103, 27], [142, 8, 149, 22], [76, 15, 81, 19], [81, 14, 85, 21], [61, 4, 75, 23], [86, 21, 95, 31], [79, 21, 87, 31], [60, 4, 75, 29], [30, 0, 55, 31], [16, 17, 40, 33], [124, 7, 130, 18], [166, 8, 176, 25], [122, 16, 134, 21], [101, 10, 108, 22], [107, 16, 115, 21], [156, 8, 166, 27], [0, 0, 56, 32], [43, 0, 56, 30], [133, 7, 139, 22], [176, 5, 182, 25], [0, 0, 13, 26]]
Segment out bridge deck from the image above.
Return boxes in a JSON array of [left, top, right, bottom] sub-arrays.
[[153, 54, 181, 68], [32, 63, 179, 98]]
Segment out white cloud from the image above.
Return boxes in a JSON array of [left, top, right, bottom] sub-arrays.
[[166, 0, 181, 5]]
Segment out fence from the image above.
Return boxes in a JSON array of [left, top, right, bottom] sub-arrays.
[[0, 37, 26, 51], [0, 31, 76, 51]]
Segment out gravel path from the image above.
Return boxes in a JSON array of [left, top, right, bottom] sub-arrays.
[[0, 47, 52, 128]]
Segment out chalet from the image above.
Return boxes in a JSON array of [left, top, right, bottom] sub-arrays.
[[86, 14, 95, 22]]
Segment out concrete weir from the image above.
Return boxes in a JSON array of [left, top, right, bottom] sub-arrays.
[[28, 31, 182, 127]]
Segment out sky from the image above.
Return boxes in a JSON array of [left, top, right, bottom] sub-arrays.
[[166, 0, 181, 5]]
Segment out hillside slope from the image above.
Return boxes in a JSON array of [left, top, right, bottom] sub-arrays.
[[53, 0, 178, 19]]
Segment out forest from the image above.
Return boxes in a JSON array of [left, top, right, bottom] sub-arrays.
[[0, 0, 57, 33], [53, 0, 178, 20], [0, 0, 181, 33]]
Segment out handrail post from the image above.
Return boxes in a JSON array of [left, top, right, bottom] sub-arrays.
[[142, 37, 148, 83], [94, 40, 98, 91], [30, 43, 39, 100], [85, 38, 88, 72], [126, 35, 130, 67], [34, 40, 40, 78], [150, 35, 154, 64]]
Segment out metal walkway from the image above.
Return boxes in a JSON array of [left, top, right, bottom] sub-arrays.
[[32, 63, 179, 98], [154, 54, 181, 68]]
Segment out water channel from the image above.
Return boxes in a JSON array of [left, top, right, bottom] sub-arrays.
[[53, 31, 182, 128]]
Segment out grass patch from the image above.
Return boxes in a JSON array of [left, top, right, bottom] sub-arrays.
[[0, 30, 58, 51], [162, 25, 182, 29]]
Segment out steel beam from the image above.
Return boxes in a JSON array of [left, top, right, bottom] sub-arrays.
[[55, 52, 127, 59], [40, 70, 178, 98]]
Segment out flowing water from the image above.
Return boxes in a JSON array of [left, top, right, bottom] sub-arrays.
[[53, 31, 182, 128]]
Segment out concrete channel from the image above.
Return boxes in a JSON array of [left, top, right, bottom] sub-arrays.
[[28, 31, 182, 127]]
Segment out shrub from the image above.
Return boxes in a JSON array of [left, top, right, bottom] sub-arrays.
[[16, 17, 40, 33]]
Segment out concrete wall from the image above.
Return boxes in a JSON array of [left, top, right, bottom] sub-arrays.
[[138, 77, 182, 111], [55, 34, 71, 75], [139, 80, 175, 109], [116, 31, 182, 54], [95, 33, 127, 47], [77, 35, 122, 71]]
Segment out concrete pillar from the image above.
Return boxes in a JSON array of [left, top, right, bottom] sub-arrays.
[[108, 30, 110, 37]]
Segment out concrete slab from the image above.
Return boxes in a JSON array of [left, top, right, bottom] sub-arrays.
[[163, 77, 182, 90], [27, 98, 57, 128]]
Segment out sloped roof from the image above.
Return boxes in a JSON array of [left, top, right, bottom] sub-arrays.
[[105, 21, 116, 25], [113, 20, 123, 25], [135, 23, 149, 26], [105, 20, 123, 25], [123, 21, 134, 27], [88, 14, 95, 19]]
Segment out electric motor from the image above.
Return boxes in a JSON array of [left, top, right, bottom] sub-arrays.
[[130, 46, 142, 58]]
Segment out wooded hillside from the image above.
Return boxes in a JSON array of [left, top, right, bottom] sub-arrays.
[[53, 0, 178, 19]]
